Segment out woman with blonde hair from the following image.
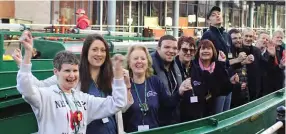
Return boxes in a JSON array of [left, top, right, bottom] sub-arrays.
[[123, 45, 192, 132]]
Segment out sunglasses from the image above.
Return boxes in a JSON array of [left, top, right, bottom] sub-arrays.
[[181, 48, 196, 54]]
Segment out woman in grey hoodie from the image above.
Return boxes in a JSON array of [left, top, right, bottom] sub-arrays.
[[16, 31, 128, 134]]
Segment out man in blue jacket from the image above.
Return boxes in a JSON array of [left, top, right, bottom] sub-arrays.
[[201, 6, 234, 114]]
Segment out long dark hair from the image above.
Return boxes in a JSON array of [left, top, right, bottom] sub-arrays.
[[79, 34, 113, 95]]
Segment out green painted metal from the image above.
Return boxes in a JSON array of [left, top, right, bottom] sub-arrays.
[[0, 113, 38, 134], [0, 31, 155, 41], [0, 88, 284, 134], [131, 89, 285, 134], [0, 34, 3, 67]]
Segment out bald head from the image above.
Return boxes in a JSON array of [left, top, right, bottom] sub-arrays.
[[242, 28, 254, 46]]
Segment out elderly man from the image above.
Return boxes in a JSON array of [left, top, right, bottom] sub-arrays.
[[240, 28, 276, 101], [271, 30, 285, 92]]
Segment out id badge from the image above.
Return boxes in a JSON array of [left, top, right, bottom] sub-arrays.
[[138, 125, 149, 131], [190, 96, 198, 103], [102, 117, 109, 123], [228, 53, 233, 59]]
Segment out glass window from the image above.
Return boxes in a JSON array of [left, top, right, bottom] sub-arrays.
[[197, 4, 206, 27], [187, 3, 197, 27], [180, 1, 188, 17]]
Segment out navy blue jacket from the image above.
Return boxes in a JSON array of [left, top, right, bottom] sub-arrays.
[[123, 76, 180, 133], [201, 26, 234, 58], [86, 82, 117, 134]]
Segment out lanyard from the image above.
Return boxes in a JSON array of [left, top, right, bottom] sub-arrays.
[[58, 85, 80, 134], [166, 70, 178, 94], [180, 62, 189, 79], [216, 28, 231, 53], [133, 80, 149, 125], [92, 81, 105, 97]]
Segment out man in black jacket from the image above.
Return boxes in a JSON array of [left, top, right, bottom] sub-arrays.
[[241, 28, 276, 101], [271, 30, 285, 91], [201, 6, 234, 113], [151, 35, 183, 126]]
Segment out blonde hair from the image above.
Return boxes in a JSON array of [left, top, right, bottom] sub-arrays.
[[126, 45, 153, 78]]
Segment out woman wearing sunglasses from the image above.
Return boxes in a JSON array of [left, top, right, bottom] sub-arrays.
[[175, 36, 196, 81]]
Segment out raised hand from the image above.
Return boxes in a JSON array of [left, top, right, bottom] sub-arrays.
[[12, 48, 22, 66], [179, 78, 192, 95], [112, 54, 124, 79], [20, 30, 33, 52], [267, 42, 276, 56], [123, 69, 131, 88], [230, 73, 239, 84], [218, 51, 226, 62]]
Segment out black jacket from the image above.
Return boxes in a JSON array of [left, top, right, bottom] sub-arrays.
[[180, 59, 232, 121], [151, 51, 183, 126], [239, 45, 275, 100], [174, 56, 191, 81]]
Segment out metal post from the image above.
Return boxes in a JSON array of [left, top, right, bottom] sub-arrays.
[[88, 1, 92, 21], [173, 0, 179, 37], [74, 1, 77, 24], [128, 0, 132, 33], [164, 0, 167, 26], [96, 1, 100, 25], [100, 0, 103, 32], [276, 106, 285, 134], [107, 0, 116, 31], [0, 34, 3, 68], [272, 3, 277, 31], [219, 1, 223, 14], [249, 1, 254, 28], [240, 1, 245, 27]]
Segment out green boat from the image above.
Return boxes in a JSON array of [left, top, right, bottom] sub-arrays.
[[0, 31, 285, 134]]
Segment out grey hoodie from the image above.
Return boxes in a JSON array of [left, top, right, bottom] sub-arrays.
[[17, 64, 127, 134]]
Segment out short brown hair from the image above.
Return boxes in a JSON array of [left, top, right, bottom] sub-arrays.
[[178, 36, 196, 50], [195, 39, 217, 62]]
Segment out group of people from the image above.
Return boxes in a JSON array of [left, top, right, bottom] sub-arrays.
[[13, 6, 285, 134]]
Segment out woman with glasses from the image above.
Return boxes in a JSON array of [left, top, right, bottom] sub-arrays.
[[175, 36, 196, 81]]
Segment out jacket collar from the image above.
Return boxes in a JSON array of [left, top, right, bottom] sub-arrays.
[[154, 51, 175, 71], [209, 25, 225, 33]]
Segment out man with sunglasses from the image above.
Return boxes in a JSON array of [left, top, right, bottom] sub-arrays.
[[175, 36, 196, 81]]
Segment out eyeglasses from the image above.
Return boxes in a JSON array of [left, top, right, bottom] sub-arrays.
[[181, 48, 196, 54]]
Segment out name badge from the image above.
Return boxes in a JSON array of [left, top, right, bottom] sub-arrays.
[[138, 125, 149, 131], [190, 96, 198, 103], [102, 117, 109, 123], [228, 53, 233, 59]]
